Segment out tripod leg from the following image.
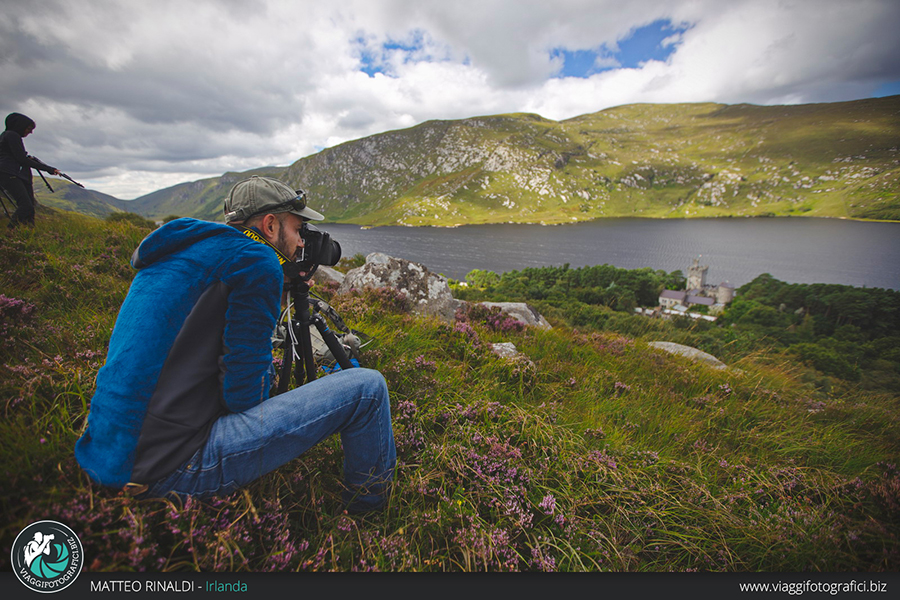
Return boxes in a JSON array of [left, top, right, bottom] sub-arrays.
[[0, 186, 13, 220], [277, 337, 294, 395], [277, 320, 317, 391], [312, 315, 354, 371], [297, 319, 317, 384]]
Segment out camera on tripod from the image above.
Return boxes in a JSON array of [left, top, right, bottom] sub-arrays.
[[296, 223, 342, 274]]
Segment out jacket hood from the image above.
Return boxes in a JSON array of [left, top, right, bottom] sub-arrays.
[[5, 113, 35, 136], [131, 218, 235, 269]]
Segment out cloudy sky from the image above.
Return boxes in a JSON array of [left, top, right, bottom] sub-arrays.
[[3, 0, 899, 199]]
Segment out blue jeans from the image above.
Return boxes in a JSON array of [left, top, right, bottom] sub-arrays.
[[144, 368, 396, 512]]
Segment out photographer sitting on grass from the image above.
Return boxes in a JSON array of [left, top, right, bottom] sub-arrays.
[[75, 176, 396, 513]]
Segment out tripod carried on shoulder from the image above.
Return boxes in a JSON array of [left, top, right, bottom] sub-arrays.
[[273, 275, 360, 394]]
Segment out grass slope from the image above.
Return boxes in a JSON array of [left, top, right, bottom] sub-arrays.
[[1, 211, 897, 572]]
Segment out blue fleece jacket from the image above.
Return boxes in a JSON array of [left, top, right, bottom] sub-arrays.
[[75, 218, 284, 488]]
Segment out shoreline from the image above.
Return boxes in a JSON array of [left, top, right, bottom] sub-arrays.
[[333, 214, 900, 230]]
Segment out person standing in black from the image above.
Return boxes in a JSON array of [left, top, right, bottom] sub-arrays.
[[0, 113, 60, 228]]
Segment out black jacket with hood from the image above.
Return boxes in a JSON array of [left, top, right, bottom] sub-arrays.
[[0, 113, 57, 181]]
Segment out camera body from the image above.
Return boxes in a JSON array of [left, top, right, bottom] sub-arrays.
[[296, 223, 341, 272]]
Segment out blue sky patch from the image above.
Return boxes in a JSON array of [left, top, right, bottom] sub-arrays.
[[550, 48, 615, 79], [358, 58, 382, 77], [874, 80, 900, 97], [357, 30, 438, 77], [552, 19, 690, 78]]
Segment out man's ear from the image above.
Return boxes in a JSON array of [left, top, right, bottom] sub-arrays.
[[259, 213, 279, 241]]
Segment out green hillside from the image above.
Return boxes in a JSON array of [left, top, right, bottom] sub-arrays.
[[1, 211, 898, 572], [31, 178, 127, 219], [31, 167, 288, 222], [280, 96, 900, 226], [30, 96, 900, 225], [558, 99, 900, 222], [125, 165, 288, 221]]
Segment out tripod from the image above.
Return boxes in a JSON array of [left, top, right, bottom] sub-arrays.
[[275, 276, 355, 394], [0, 185, 13, 220]]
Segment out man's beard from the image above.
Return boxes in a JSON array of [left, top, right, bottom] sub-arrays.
[[275, 218, 295, 261]]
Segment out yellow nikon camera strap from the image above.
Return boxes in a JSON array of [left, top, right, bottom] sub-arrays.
[[236, 226, 303, 279]]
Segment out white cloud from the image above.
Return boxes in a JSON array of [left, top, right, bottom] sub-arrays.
[[2, 0, 898, 198]]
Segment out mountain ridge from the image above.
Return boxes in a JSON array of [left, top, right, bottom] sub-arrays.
[[36, 96, 900, 224]]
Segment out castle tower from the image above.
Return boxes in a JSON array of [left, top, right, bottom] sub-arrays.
[[687, 256, 708, 290], [716, 281, 735, 304]]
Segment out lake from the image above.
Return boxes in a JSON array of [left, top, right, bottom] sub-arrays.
[[317, 218, 900, 291]]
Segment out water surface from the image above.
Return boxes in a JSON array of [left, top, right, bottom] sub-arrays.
[[319, 218, 900, 290]]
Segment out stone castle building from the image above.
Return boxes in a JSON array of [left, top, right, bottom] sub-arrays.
[[658, 257, 735, 315]]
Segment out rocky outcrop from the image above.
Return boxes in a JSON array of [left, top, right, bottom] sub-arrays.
[[647, 341, 728, 370], [335, 253, 551, 329], [480, 302, 552, 330], [311, 265, 345, 287], [490, 342, 534, 367], [338, 253, 463, 322]]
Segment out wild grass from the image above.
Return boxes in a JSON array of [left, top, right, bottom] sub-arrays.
[[1, 210, 897, 572]]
